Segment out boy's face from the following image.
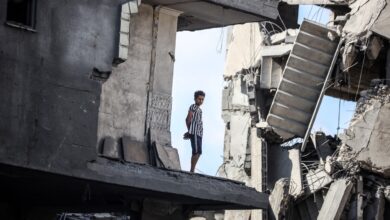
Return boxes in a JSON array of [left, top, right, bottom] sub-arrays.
[[195, 95, 205, 106]]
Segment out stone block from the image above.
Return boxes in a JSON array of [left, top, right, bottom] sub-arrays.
[[120, 19, 130, 33], [119, 33, 129, 46], [122, 136, 149, 164], [118, 45, 128, 61], [155, 143, 181, 170], [102, 137, 120, 159]]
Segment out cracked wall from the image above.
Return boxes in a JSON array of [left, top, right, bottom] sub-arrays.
[[98, 5, 180, 150], [218, 22, 266, 220]]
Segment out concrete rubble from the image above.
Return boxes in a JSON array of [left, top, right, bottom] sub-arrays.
[[268, 178, 291, 220], [2, 0, 390, 219], [0, 0, 279, 219], [339, 82, 390, 177], [218, 0, 390, 219]]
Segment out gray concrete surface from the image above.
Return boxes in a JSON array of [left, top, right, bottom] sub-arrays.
[[143, 0, 284, 31], [0, 1, 271, 217], [0, 0, 123, 174]]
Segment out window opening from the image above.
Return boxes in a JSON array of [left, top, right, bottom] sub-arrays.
[[6, 0, 37, 29]]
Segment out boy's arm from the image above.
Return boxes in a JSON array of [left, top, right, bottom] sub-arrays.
[[185, 111, 193, 130]]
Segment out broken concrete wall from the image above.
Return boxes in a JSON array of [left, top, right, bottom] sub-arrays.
[[98, 5, 182, 164], [339, 82, 390, 177], [220, 1, 390, 219], [220, 20, 298, 219], [219, 23, 265, 220], [223, 23, 264, 78], [220, 74, 251, 186], [146, 7, 181, 146], [343, 0, 388, 39], [0, 1, 184, 210], [219, 79, 253, 220], [0, 0, 122, 173], [98, 4, 153, 146], [372, 0, 390, 39], [334, 0, 390, 99], [98, 5, 180, 145]]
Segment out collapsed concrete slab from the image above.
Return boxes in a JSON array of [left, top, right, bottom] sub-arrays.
[[372, 0, 390, 39], [317, 179, 353, 220], [269, 178, 291, 220], [343, 0, 387, 39], [339, 83, 390, 177], [154, 143, 181, 170]]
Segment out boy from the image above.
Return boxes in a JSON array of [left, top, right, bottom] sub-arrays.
[[184, 90, 205, 173]]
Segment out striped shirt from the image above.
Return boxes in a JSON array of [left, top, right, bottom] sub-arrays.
[[188, 104, 203, 137]]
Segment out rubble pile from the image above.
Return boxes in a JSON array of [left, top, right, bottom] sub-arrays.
[[218, 0, 390, 219], [269, 81, 390, 219], [338, 81, 390, 177], [354, 80, 389, 115]]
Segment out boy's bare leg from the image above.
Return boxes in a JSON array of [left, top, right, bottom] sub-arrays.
[[190, 154, 200, 173]]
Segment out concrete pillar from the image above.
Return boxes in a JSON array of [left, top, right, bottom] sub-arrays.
[[98, 4, 154, 143], [151, 7, 181, 94], [250, 128, 263, 220], [288, 149, 302, 197], [98, 5, 182, 149], [146, 7, 182, 146]]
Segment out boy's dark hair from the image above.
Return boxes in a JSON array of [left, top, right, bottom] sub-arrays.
[[194, 90, 205, 99]]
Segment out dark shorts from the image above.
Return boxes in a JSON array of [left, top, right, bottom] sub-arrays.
[[190, 135, 202, 155]]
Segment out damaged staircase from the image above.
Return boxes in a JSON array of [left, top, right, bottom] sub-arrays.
[[266, 20, 340, 143]]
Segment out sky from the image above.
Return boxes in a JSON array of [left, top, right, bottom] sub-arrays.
[[171, 28, 227, 175], [171, 6, 356, 176]]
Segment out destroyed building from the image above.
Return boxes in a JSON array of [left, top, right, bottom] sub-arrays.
[[219, 0, 390, 220], [2, 0, 390, 219], [0, 0, 303, 219]]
